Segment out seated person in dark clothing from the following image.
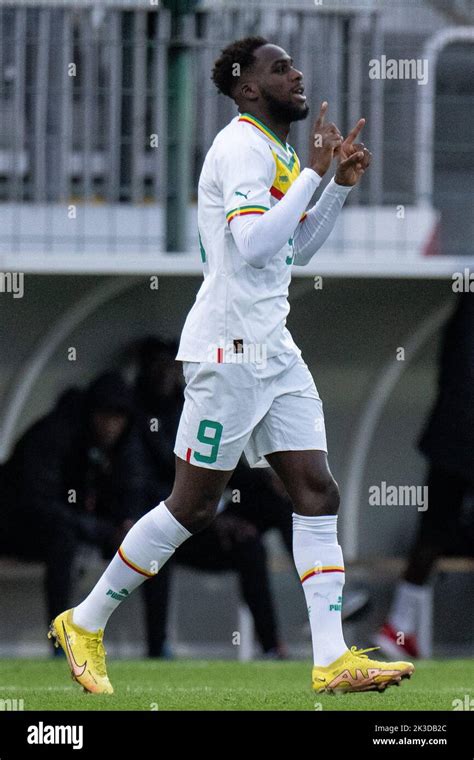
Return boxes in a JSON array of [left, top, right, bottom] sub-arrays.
[[0, 372, 136, 635], [131, 336, 292, 658], [376, 293, 474, 658]]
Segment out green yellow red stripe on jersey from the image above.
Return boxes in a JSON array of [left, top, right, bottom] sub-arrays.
[[238, 112, 289, 151], [226, 205, 269, 224]]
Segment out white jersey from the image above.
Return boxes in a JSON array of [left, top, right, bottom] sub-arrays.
[[176, 112, 310, 364]]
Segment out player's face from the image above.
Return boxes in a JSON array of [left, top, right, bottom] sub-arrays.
[[254, 44, 309, 122]]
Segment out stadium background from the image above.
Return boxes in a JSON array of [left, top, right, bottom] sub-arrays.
[[0, 0, 473, 662]]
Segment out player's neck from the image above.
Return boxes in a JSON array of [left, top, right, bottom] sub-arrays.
[[242, 108, 290, 146]]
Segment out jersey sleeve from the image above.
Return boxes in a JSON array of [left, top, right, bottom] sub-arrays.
[[218, 139, 274, 226], [292, 178, 352, 266]]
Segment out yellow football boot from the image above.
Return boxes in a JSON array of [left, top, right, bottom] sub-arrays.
[[48, 609, 113, 695], [312, 646, 414, 693]]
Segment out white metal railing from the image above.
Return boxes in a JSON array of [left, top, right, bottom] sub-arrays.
[[415, 26, 474, 206], [0, 3, 471, 263], [0, 4, 379, 204]]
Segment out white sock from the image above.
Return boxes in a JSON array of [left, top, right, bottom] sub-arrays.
[[73, 501, 191, 632], [388, 580, 429, 636], [293, 513, 347, 667]]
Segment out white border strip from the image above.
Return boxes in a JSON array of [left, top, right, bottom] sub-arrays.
[[342, 299, 454, 560], [416, 27, 474, 205], [0, 276, 141, 461]]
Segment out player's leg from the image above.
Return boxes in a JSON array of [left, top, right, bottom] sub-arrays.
[[165, 456, 234, 531], [265, 449, 346, 664], [48, 459, 232, 693], [248, 353, 413, 691], [49, 360, 257, 692], [267, 448, 414, 692]]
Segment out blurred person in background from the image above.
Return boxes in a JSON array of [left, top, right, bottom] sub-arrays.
[[376, 293, 474, 658], [0, 372, 136, 636]]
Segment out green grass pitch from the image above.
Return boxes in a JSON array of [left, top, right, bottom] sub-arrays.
[[0, 659, 472, 711]]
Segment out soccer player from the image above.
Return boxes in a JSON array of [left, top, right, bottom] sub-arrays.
[[49, 37, 414, 694]]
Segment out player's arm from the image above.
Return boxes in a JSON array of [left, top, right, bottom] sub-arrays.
[[292, 178, 352, 266], [293, 115, 371, 266], [222, 103, 342, 269], [228, 164, 320, 269]]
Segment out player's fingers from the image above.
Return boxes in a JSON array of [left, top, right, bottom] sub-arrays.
[[325, 136, 342, 151], [352, 142, 370, 166], [354, 146, 371, 169], [314, 100, 328, 128], [313, 133, 342, 150], [361, 148, 372, 169], [339, 151, 364, 168], [344, 118, 365, 145], [326, 123, 342, 138]]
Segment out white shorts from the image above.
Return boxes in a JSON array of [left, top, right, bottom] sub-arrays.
[[174, 350, 327, 470]]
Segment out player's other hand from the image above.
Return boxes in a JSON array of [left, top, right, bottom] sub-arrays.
[[309, 102, 343, 178], [334, 117, 372, 186]]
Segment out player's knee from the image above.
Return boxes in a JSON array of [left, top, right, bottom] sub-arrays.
[[297, 475, 340, 516], [185, 491, 221, 533], [324, 478, 340, 514]]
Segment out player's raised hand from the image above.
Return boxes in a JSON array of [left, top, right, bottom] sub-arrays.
[[334, 117, 372, 186], [337, 118, 366, 160], [309, 101, 343, 178]]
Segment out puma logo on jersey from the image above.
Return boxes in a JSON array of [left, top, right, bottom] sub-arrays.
[[235, 190, 250, 199]]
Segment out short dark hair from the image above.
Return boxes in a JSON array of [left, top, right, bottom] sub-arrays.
[[211, 36, 269, 99]]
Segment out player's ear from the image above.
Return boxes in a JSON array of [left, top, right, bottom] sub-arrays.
[[239, 81, 259, 101]]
